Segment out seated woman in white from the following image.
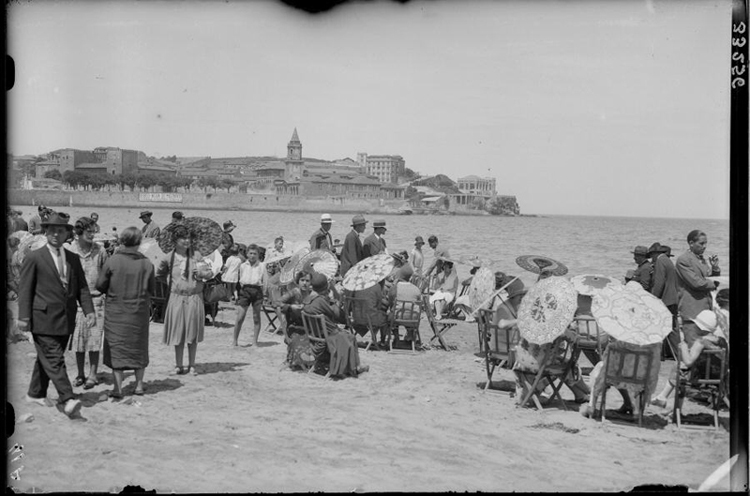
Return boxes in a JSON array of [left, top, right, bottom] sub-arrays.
[[428, 258, 458, 320]]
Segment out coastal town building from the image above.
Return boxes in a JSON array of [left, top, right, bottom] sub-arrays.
[[358, 152, 405, 183], [457, 175, 496, 196]]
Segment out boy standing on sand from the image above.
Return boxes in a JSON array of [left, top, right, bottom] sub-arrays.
[[233, 244, 267, 347], [410, 236, 425, 276]]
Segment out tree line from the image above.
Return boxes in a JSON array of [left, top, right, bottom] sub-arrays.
[[43, 169, 239, 193]]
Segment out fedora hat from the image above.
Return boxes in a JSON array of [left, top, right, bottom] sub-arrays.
[[505, 279, 526, 299], [414, 236, 425, 245], [661, 245, 674, 257], [351, 214, 368, 227], [373, 220, 387, 229], [41, 211, 73, 230], [631, 245, 649, 256], [139, 211, 153, 219], [647, 242, 668, 255], [320, 213, 335, 223]]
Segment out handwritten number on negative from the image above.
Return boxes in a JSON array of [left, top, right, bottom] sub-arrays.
[[733, 22, 746, 34]]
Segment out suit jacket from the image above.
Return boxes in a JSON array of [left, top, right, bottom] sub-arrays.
[[309, 227, 333, 252], [650, 253, 679, 307], [18, 245, 94, 336], [339, 230, 363, 277], [675, 250, 720, 321], [362, 233, 386, 258], [631, 260, 653, 292]]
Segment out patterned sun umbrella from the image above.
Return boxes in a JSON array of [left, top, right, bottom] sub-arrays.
[[157, 217, 222, 257], [591, 282, 673, 346], [468, 266, 496, 310], [570, 274, 623, 296], [516, 254, 568, 276], [342, 253, 396, 291], [294, 249, 340, 281], [138, 237, 169, 267], [279, 246, 311, 285], [17, 234, 48, 265], [517, 276, 578, 345], [265, 240, 308, 265], [9, 230, 31, 243]]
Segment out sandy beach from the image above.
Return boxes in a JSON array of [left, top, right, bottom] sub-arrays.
[[6, 301, 730, 493]]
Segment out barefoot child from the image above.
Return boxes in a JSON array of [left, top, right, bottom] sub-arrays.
[[233, 244, 267, 347]]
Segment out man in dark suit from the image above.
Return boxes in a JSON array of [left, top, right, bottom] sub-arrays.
[[17, 212, 96, 418], [309, 213, 336, 253], [339, 214, 367, 277], [648, 242, 680, 358], [362, 220, 387, 258]]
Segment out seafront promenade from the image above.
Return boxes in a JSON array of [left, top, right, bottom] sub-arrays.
[[7, 189, 494, 216]]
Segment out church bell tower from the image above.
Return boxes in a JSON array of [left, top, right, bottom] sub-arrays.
[[285, 128, 303, 180]]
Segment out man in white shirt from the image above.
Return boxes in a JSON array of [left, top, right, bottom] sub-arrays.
[[233, 244, 267, 347]]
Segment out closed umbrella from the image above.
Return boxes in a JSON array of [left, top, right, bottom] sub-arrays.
[[516, 254, 568, 276], [517, 276, 578, 345], [294, 249, 339, 281], [591, 282, 673, 346], [341, 253, 395, 291], [570, 274, 622, 296]]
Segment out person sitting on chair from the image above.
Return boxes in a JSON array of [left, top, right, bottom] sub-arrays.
[[428, 257, 458, 320], [276, 270, 313, 341], [452, 262, 481, 322], [385, 264, 422, 346], [303, 273, 369, 378]]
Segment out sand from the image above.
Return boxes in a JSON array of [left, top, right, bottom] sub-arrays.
[[6, 301, 730, 493]]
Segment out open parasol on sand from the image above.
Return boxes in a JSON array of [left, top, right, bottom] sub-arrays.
[[157, 217, 223, 257], [468, 267, 496, 310], [591, 282, 673, 346], [294, 249, 339, 281], [279, 247, 311, 285], [570, 274, 622, 296], [516, 254, 568, 276], [264, 240, 308, 265], [17, 234, 48, 265], [341, 253, 396, 292], [517, 276, 578, 345]]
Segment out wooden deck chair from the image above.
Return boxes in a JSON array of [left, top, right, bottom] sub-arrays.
[[516, 336, 581, 411], [673, 345, 728, 430], [599, 345, 656, 427], [150, 279, 169, 323], [421, 293, 459, 351], [443, 282, 470, 320], [475, 308, 495, 354], [484, 322, 519, 392], [300, 311, 331, 380], [341, 294, 380, 351], [409, 274, 431, 294], [388, 299, 423, 355], [571, 315, 607, 374]]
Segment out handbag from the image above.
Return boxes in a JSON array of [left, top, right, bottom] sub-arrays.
[[204, 283, 231, 304]]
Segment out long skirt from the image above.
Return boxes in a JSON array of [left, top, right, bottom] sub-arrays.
[[162, 293, 205, 346], [311, 329, 362, 378], [103, 297, 150, 370], [71, 296, 105, 353]]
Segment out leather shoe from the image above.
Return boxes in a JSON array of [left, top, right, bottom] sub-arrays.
[[25, 394, 49, 407], [63, 398, 81, 417]]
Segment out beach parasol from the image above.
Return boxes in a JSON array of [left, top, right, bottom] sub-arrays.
[[138, 237, 168, 267], [294, 249, 339, 281], [17, 234, 47, 265], [9, 230, 31, 243], [341, 253, 396, 291], [468, 267, 496, 310], [516, 255, 568, 276], [264, 240, 308, 265], [517, 276, 578, 345], [570, 274, 622, 296], [590, 282, 673, 346], [157, 217, 223, 257], [279, 247, 311, 285]]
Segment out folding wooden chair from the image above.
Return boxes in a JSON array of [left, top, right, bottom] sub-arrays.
[[571, 315, 607, 375], [599, 345, 656, 427], [484, 322, 519, 392], [388, 299, 423, 355], [300, 311, 331, 380], [475, 308, 495, 354], [673, 346, 728, 430], [409, 274, 431, 294], [421, 293, 459, 351], [516, 336, 580, 411], [444, 283, 470, 320], [261, 298, 281, 334], [150, 279, 169, 323]]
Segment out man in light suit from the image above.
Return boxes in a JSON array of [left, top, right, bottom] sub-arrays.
[[362, 220, 388, 259], [339, 214, 367, 277], [17, 212, 96, 418]]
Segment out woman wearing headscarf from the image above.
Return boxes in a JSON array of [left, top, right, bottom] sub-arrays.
[[157, 224, 213, 376], [96, 226, 154, 398]]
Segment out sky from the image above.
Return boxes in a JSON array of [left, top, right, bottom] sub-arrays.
[[7, 0, 733, 219]]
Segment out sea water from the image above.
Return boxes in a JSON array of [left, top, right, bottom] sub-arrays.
[[15, 205, 730, 289]]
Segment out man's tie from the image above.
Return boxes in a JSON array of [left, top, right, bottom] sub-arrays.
[[55, 248, 67, 289]]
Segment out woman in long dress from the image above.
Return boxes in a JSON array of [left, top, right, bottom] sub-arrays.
[[157, 225, 213, 375], [96, 226, 154, 398]]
